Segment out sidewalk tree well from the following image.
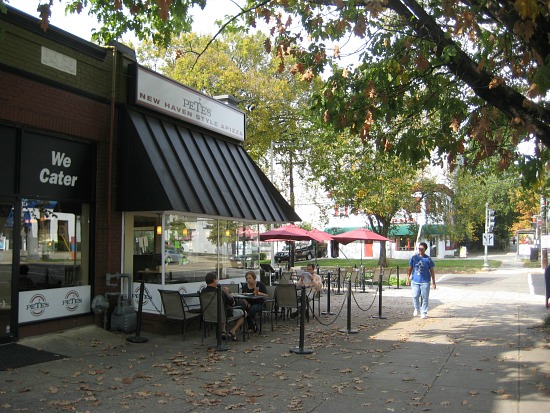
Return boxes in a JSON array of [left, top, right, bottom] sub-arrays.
[[21, 0, 550, 186]]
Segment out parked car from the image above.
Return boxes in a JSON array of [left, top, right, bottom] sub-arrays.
[[274, 242, 327, 263], [164, 248, 184, 264]]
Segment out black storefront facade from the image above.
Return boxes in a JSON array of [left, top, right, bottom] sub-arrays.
[[117, 66, 299, 326], [0, 7, 298, 341]]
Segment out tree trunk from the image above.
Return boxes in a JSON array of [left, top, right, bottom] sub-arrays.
[[386, 0, 550, 145]]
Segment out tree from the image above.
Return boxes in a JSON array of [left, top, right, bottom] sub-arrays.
[[136, 30, 322, 181], [447, 166, 533, 250], [16, 0, 549, 185], [251, 0, 550, 178], [308, 126, 420, 265]]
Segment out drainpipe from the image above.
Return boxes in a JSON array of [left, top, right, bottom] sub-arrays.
[[107, 46, 117, 275]]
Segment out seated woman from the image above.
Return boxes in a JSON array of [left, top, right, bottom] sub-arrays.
[[240, 271, 268, 333]]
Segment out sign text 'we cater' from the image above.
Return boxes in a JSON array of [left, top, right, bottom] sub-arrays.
[[39, 151, 78, 187]]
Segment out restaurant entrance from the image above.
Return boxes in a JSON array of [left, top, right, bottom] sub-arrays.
[[0, 201, 15, 343]]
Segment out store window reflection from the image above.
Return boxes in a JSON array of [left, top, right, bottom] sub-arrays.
[[126, 212, 260, 285], [19, 199, 89, 291]]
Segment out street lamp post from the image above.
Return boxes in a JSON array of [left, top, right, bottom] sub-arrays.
[[270, 141, 277, 268]]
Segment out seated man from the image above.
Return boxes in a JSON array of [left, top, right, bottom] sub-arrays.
[[203, 272, 246, 341], [292, 263, 322, 320], [297, 263, 322, 292]]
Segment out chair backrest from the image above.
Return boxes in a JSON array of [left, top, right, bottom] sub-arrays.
[[221, 283, 239, 293], [275, 284, 298, 308], [159, 290, 185, 319], [382, 268, 393, 283], [263, 285, 277, 310], [64, 266, 75, 285], [260, 263, 275, 273], [200, 290, 226, 324], [280, 271, 294, 281], [265, 285, 276, 299]]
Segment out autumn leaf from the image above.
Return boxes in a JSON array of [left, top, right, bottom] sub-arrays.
[[353, 13, 367, 37]]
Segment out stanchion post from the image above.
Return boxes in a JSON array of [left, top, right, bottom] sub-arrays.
[[359, 265, 368, 293], [127, 279, 148, 343], [545, 265, 550, 308], [396, 265, 400, 289], [213, 285, 229, 351], [335, 267, 343, 295], [290, 286, 313, 354], [371, 267, 387, 319], [322, 271, 335, 315], [339, 277, 358, 334]]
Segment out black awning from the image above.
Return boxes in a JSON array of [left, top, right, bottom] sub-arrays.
[[117, 109, 300, 223]]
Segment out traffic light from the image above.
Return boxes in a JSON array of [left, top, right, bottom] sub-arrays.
[[487, 208, 496, 232]]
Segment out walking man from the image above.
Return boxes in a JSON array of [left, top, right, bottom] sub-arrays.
[[406, 242, 436, 319]]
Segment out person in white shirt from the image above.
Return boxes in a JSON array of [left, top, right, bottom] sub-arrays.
[[297, 263, 322, 292]]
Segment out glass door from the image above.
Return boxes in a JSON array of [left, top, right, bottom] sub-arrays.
[[0, 202, 14, 342]]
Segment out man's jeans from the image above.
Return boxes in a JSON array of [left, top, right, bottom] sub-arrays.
[[411, 281, 430, 315]]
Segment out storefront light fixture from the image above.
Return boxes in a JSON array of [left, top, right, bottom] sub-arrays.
[[182, 228, 188, 237], [156, 225, 162, 235], [225, 228, 231, 237]]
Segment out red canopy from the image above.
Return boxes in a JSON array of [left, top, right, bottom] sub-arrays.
[[259, 224, 325, 242], [309, 228, 333, 241], [237, 227, 258, 240], [332, 228, 390, 245]]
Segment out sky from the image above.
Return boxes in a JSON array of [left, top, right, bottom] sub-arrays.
[[7, 0, 243, 41]]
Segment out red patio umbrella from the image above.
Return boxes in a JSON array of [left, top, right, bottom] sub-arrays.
[[237, 227, 258, 240], [332, 228, 390, 244], [309, 228, 333, 241], [259, 224, 325, 242], [308, 228, 333, 264], [332, 228, 390, 265], [260, 224, 326, 269]]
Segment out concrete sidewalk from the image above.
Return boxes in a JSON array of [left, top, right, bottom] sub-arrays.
[[2, 253, 549, 412]]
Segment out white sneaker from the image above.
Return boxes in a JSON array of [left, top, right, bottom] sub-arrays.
[[421, 313, 427, 319], [413, 309, 418, 317]]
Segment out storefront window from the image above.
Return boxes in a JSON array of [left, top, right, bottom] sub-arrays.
[[19, 199, 89, 291], [124, 212, 260, 285]]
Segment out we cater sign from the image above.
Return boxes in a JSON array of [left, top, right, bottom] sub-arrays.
[[20, 133, 93, 201]]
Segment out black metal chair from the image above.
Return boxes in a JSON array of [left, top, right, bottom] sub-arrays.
[[275, 284, 301, 323], [200, 290, 245, 342], [158, 290, 201, 340], [259, 285, 276, 333]]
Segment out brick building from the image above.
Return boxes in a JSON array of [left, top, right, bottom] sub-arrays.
[[0, 7, 297, 341]]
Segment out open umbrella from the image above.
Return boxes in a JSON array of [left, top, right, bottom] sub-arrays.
[[309, 228, 333, 241], [332, 228, 390, 266], [332, 228, 390, 244], [259, 224, 325, 242], [260, 224, 325, 269], [308, 228, 333, 264]]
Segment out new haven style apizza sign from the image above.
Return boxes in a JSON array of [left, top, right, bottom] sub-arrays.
[[133, 65, 246, 142]]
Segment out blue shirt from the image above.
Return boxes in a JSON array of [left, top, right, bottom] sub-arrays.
[[409, 253, 435, 283]]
